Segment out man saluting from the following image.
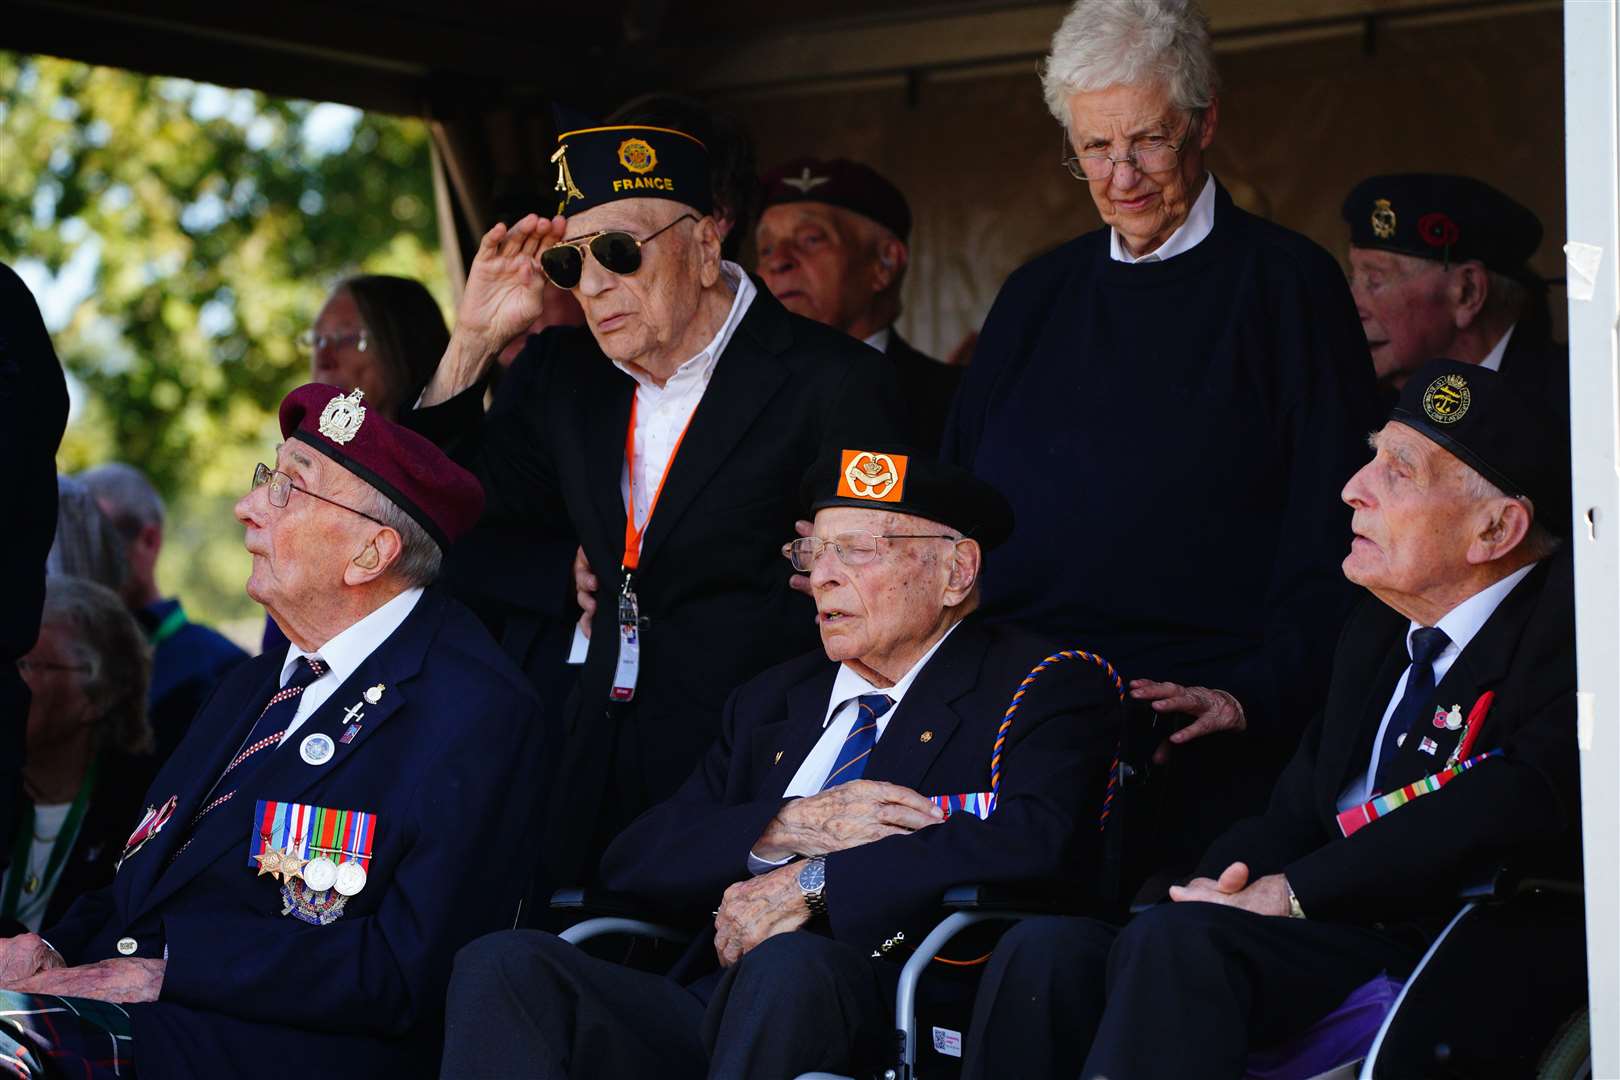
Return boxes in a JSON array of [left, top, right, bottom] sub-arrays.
[[406, 124, 905, 889]]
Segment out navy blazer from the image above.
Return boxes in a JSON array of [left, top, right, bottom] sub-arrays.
[[1196, 556, 1578, 927], [600, 617, 1125, 981], [46, 587, 550, 1079]]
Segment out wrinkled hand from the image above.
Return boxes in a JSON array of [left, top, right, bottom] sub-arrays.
[[788, 519, 814, 597], [11, 958, 165, 1003], [0, 934, 64, 985], [574, 546, 597, 638], [753, 780, 944, 861], [1129, 679, 1246, 764], [1168, 862, 1290, 917], [459, 213, 567, 355], [713, 864, 809, 967]]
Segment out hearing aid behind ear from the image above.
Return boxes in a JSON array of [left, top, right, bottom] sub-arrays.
[[353, 543, 380, 570]]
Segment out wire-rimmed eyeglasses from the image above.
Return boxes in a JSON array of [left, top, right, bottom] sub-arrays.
[[782, 531, 960, 572], [297, 329, 369, 353], [1061, 116, 1197, 181], [252, 463, 387, 527]]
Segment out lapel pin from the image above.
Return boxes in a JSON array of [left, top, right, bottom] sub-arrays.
[[1419, 736, 1439, 756], [1432, 706, 1449, 729], [1443, 704, 1464, 731], [773, 751, 784, 765], [340, 723, 362, 745], [919, 730, 933, 743], [300, 732, 335, 766], [1396, 732, 1407, 749], [364, 683, 385, 705]]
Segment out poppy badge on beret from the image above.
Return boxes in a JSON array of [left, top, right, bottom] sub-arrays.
[[1422, 372, 1471, 424], [1371, 198, 1397, 240], [317, 388, 367, 444], [837, 449, 907, 502], [618, 138, 657, 175]]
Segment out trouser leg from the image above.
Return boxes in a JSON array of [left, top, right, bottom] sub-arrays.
[[702, 931, 894, 1080], [441, 929, 707, 1080], [959, 915, 1117, 1080], [1083, 901, 1418, 1080]]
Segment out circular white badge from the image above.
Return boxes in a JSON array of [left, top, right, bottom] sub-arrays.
[[116, 936, 138, 956], [300, 733, 335, 766], [302, 856, 339, 892], [334, 860, 368, 897]]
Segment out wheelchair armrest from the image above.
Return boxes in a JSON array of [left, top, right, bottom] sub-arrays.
[[941, 882, 1091, 916], [549, 887, 690, 923], [1455, 863, 1584, 903]]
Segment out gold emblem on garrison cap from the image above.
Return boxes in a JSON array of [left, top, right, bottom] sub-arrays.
[[1371, 198, 1397, 240], [317, 388, 366, 445], [618, 138, 658, 175], [1422, 373, 1471, 424]]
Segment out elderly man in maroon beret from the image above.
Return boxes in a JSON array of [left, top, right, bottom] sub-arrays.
[[757, 157, 962, 450], [0, 384, 549, 1080]]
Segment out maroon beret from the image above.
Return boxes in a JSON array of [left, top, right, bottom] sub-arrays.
[[278, 383, 484, 551], [760, 157, 911, 241]]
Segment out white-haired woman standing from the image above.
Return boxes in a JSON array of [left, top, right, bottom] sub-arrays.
[[943, 0, 1380, 873]]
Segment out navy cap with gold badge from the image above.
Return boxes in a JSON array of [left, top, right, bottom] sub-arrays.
[[1391, 359, 1569, 536], [761, 157, 912, 241], [551, 124, 712, 218], [801, 447, 1015, 550], [1342, 173, 1542, 278]]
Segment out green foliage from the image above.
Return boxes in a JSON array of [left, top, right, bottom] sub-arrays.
[[0, 52, 450, 636]]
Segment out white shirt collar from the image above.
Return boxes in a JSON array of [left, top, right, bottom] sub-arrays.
[[611, 261, 755, 392], [282, 586, 423, 690], [1413, 562, 1537, 665], [863, 326, 893, 354], [820, 620, 964, 728], [1109, 172, 1217, 265], [1478, 323, 1516, 373]]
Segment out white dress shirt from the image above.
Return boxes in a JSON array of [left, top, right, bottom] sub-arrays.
[[862, 326, 893, 354], [1108, 172, 1217, 264], [279, 586, 423, 740], [1336, 563, 1536, 811], [1479, 324, 1516, 373], [747, 622, 963, 872]]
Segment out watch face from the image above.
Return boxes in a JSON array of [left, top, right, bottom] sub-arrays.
[[798, 858, 826, 892]]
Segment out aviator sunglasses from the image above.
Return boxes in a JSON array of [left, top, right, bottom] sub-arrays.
[[538, 213, 698, 290]]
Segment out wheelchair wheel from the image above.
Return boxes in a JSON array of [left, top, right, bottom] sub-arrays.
[[1535, 1006, 1591, 1080]]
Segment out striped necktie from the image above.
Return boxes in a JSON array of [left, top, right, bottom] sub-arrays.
[[820, 693, 895, 791]]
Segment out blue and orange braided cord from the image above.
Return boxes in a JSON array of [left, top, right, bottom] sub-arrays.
[[991, 649, 1127, 831]]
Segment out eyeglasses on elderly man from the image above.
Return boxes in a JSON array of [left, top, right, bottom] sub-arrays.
[[250, 462, 387, 528], [782, 531, 961, 572]]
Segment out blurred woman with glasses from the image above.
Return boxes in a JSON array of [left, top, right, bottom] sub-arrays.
[[3, 577, 153, 934], [303, 275, 450, 420], [942, 0, 1381, 872]]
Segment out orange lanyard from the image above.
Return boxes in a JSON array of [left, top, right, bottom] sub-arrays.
[[622, 395, 697, 572]]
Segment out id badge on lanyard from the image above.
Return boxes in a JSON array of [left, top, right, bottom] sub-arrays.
[[609, 572, 641, 702]]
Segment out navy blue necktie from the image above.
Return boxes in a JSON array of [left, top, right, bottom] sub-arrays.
[[820, 693, 895, 790], [1374, 628, 1450, 792], [189, 655, 327, 830]]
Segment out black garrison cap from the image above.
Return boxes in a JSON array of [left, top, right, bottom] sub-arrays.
[[551, 124, 712, 218], [801, 447, 1015, 550], [1390, 359, 1569, 535], [1342, 173, 1542, 278]]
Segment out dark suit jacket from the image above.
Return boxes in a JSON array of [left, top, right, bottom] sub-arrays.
[[887, 331, 962, 453], [0, 262, 69, 872], [1195, 556, 1577, 927], [405, 280, 906, 885], [47, 588, 549, 1079], [600, 617, 1125, 982]]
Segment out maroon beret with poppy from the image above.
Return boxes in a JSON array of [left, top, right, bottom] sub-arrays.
[[761, 157, 912, 241], [278, 383, 484, 551]]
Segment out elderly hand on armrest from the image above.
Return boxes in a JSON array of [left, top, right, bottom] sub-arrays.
[[1129, 678, 1246, 764], [752, 780, 945, 862]]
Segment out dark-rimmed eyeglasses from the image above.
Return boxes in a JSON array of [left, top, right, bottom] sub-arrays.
[[297, 330, 369, 353], [252, 463, 388, 527], [782, 532, 960, 572], [539, 213, 698, 290], [1061, 116, 1197, 181]]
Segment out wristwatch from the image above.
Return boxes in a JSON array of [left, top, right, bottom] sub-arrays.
[[798, 856, 828, 918], [1286, 881, 1306, 919]]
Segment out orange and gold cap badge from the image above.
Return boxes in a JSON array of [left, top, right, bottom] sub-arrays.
[[837, 450, 907, 502]]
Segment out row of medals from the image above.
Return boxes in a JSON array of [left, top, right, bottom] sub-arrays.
[[256, 842, 367, 896]]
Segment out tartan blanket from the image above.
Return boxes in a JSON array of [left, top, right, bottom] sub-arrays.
[[0, 991, 134, 1078]]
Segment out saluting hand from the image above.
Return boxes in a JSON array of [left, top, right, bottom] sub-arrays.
[[0, 933, 64, 986], [1129, 679, 1246, 764], [713, 863, 809, 967], [1168, 861, 1291, 917], [422, 213, 567, 406], [10, 958, 165, 1003], [752, 780, 945, 862]]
